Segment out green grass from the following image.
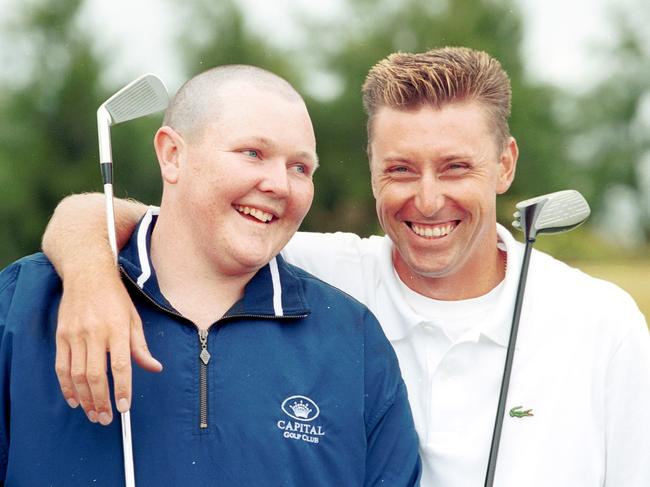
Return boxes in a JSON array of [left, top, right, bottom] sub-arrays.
[[568, 260, 650, 326]]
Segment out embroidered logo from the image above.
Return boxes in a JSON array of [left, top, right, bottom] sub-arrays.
[[509, 405, 534, 418], [277, 395, 325, 445], [281, 395, 320, 421]]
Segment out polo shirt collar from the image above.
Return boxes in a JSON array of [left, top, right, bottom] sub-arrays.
[[480, 224, 525, 347], [118, 207, 311, 320], [373, 235, 427, 341], [374, 224, 525, 348]]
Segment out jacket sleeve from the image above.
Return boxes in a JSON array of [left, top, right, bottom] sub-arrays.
[[362, 309, 421, 486], [603, 302, 650, 486], [0, 263, 20, 482]]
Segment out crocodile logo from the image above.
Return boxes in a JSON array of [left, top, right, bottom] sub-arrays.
[[509, 405, 534, 418]]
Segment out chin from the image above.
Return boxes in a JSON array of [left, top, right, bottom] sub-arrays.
[[400, 252, 457, 279], [235, 247, 279, 270]]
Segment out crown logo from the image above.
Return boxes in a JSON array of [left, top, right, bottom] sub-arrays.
[[289, 400, 312, 419], [281, 395, 320, 421]]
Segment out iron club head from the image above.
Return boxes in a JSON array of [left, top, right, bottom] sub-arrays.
[[97, 74, 169, 166], [512, 189, 591, 241], [99, 73, 169, 125]]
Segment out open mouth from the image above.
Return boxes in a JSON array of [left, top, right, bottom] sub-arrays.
[[234, 204, 275, 223], [408, 220, 459, 239]]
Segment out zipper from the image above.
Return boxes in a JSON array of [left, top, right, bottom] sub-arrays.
[[120, 267, 307, 430], [198, 328, 211, 429]]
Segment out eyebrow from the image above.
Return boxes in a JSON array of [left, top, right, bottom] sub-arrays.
[[380, 153, 473, 164]]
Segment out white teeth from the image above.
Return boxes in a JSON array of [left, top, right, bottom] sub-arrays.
[[235, 205, 274, 223], [411, 222, 455, 239]]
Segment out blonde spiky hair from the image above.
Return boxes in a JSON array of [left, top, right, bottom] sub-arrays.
[[362, 46, 512, 151]]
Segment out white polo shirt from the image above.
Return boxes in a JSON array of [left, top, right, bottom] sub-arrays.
[[282, 225, 650, 487]]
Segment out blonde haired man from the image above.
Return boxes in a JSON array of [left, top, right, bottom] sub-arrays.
[[42, 47, 650, 486]]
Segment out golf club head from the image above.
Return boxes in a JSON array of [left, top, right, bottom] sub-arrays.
[[99, 73, 169, 125], [97, 73, 169, 167], [512, 189, 590, 241]]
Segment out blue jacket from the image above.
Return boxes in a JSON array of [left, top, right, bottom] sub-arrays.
[[0, 213, 421, 486]]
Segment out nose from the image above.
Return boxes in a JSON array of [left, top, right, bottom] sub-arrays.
[[414, 174, 444, 217], [258, 159, 290, 198]]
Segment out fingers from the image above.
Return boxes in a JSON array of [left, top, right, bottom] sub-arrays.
[[54, 268, 162, 425], [109, 324, 133, 414], [111, 310, 162, 415], [86, 339, 111, 426], [54, 266, 130, 425], [55, 337, 79, 409], [69, 338, 97, 423], [130, 315, 163, 373]]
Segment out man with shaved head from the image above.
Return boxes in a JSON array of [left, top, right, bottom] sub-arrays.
[[0, 65, 421, 485]]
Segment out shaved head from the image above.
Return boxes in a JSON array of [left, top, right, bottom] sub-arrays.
[[163, 65, 304, 141]]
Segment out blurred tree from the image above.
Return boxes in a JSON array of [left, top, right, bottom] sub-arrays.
[[0, 0, 167, 266], [0, 0, 580, 266], [564, 0, 650, 244], [0, 0, 104, 265], [171, 0, 299, 77]]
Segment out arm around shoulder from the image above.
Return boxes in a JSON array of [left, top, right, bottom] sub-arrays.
[[40, 192, 160, 426], [41, 192, 147, 280]]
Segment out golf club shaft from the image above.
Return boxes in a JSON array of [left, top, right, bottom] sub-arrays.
[[98, 124, 136, 487], [484, 239, 534, 487], [104, 183, 136, 487], [122, 410, 135, 487], [103, 183, 118, 263]]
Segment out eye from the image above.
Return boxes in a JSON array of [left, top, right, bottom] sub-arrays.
[[242, 149, 260, 158], [290, 163, 311, 176], [445, 162, 469, 172], [386, 165, 415, 178]]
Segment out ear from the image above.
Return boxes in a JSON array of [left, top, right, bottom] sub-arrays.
[[154, 126, 185, 184], [496, 137, 518, 194]]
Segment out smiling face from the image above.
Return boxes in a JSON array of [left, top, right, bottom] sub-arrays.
[[158, 82, 317, 277], [369, 101, 517, 299]]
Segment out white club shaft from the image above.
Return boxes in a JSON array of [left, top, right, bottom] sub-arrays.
[[122, 410, 135, 487], [103, 182, 135, 486]]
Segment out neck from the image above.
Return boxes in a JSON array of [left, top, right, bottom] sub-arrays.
[[394, 245, 506, 301], [150, 210, 255, 329]]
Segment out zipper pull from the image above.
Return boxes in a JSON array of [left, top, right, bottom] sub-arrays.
[[198, 328, 211, 365]]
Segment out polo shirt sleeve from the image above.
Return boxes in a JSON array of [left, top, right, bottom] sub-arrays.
[[603, 299, 650, 486], [0, 262, 20, 481], [361, 308, 421, 486], [282, 232, 372, 302]]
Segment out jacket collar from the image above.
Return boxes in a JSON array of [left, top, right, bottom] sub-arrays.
[[118, 207, 311, 320]]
